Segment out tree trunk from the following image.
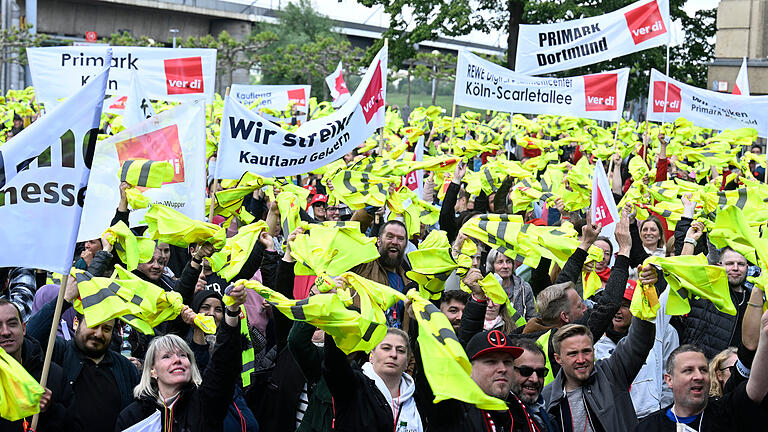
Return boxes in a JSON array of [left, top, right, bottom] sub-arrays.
[[506, 0, 525, 69]]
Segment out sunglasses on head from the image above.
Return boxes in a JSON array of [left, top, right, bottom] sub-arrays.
[[514, 366, 548, 378]]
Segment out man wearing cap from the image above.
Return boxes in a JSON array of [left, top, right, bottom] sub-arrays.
[[594, 285, 679, 419], [416, 329, 541, 431], [307, 194, 328, 222]]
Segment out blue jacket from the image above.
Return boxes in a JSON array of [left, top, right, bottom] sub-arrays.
[[25, 298, 141, 410]]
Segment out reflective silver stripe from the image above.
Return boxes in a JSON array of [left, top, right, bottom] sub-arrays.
[[735, 189, 748, 209], [81, 286, 118, 309], [290, 298, 310, 320], [343, 171, 357, 194], [241, 361, 255, 372], [137, 161, 154, 187], [120, 159, 134, 183]]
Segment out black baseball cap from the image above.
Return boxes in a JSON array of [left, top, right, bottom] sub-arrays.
[[466, 330, 524, 361]]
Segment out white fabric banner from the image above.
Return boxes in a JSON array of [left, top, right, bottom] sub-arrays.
[[515, 0, 670, 75], [733, 57, 750, 96], [230, 84, 311, 123], [216, 46, 387, 179], [123, 71, 156, 129], [27, 46, 217, 107], [325, 61, 351, 108], [78, 100, 206, 241], [0, 54, 110, 273], [455, 50, 629, 122], [646, 68, 768, 137]]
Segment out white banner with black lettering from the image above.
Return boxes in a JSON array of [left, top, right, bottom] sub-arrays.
[[0, 54, 110, 273], [230, 84, 311, 123], [515, 0, 670, 75], [216, 46, 387, 179], [455, 50, 629, 122], [27, 46, 217, 107], [78, 100, 207, 242], [645, 68, 768, 137]]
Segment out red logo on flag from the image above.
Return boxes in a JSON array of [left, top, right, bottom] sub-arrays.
[[109, 96, 128, 110], [114, 125, 185, 186], [164, 57, 204, 95], [360, 61, 384, 124], [624, 0, 667, 45], [85, 31, 97, 42], [335, 72, 350, 95], [652, 81, 681, 113], [593, 187, 615, 226], [287, 88, 307, 107], [583, 73, 618, 111]]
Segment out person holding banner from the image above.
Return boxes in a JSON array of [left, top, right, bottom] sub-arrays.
[[25, 276, 140, 432]]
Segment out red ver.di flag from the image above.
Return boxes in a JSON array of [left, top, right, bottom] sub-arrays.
[[325, 61, 351, 108], [591, 159, 619, 247]]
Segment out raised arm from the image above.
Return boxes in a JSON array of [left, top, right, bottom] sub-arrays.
[[554, 218, 601, 285], [746, 309, 768, 402]]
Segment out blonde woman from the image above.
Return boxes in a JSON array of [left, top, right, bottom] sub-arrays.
[[114, 284, 247, 432], [709, 347, 738, 398]]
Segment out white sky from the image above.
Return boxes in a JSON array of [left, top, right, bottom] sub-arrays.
[[234, 0, 721, 50]]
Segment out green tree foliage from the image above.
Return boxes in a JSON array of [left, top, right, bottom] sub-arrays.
[[2, 25, 47, 66], [255, 0, 363, 99], [357, 0, 486, 68], [412, 51, 457, 105]]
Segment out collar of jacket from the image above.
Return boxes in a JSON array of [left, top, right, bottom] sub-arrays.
[[548, 365, 598, 405]]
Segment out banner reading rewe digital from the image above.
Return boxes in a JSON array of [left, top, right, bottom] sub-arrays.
[[455, 51, 629, 123], [216, 46, 387, 179], [515, 0, 670, 75], [27, 46, 217, 107], [646, 69, 768, 137], [230, 84, 311, 123]]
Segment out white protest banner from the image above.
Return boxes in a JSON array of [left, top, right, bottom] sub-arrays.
[[78, 100, 206, 241], [403, 136, 424, 199], [326, 61, 351, 108], [216, 45, 387, 179], [646, 68, 768, 137], [0, 53, 110, 273], [27, 46, 216, 107], [230, 84, 311, 123], [123, 71, 156, 129], [455, 50, 629, 122], [515, 0, 670, 75]]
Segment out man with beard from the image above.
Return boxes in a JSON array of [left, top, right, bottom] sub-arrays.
[[508, 338, 557, 431], [440, 290, 469, 333], [674, 246, 752, 359], [351, 220, 412, 328], [25, 275, 140, 432]]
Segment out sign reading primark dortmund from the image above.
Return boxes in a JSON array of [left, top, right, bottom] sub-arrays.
[[515, 0, 671, 75]]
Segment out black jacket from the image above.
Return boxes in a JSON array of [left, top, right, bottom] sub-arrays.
[[0, 337, 83, 432], [114, 317, 243, 432], [322, 333, 407, 432], [673, 288, 749, 359], [25, 299, 140, 411]]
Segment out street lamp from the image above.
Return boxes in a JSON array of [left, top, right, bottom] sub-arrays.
[[169, 28, 179, 48]]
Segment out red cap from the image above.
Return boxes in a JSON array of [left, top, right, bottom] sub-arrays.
[[303, 185, 316, 196], [307, 194, 327, 209]]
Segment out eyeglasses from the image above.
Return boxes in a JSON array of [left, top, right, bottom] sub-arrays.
[[514, 366, 548, 378]]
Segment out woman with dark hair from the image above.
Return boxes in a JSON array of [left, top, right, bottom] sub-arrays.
[[639, 217, 666, 257]]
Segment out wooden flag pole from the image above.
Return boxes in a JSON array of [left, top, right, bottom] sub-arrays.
[[30, 271, 71, 431], [208, 86, 230, 222], [448, 104, 457, 145]]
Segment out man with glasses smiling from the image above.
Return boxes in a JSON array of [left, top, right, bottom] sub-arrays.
[[508, 338, 557, 431]]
